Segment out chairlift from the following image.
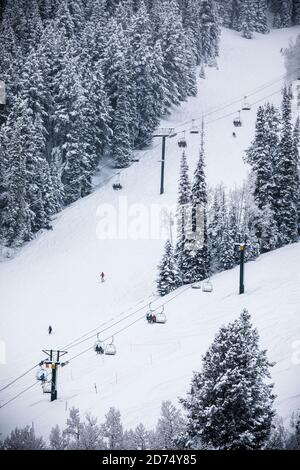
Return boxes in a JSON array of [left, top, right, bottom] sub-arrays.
[[94, 335, 105, 355], [233, 110, 242, 127], [42, 382, 51, 394], [190, 120, 200, 134], [154, 305, 166, 324], [202, 279, 213, 293], [146, 302, 155, 323], [36, 368, 47, 383], [242, 96, 251, 111], [191, 282, 202, 289], [105, 337, 117, 355], [112, 172, 122, 191], [178, 132, 187, 148]]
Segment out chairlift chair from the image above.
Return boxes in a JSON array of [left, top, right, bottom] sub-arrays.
[[191, 282, 202, 289], [105, 338, 117, 355], [233, 111, 242, 127], [146, 302, 155, 323], [202, 279, 213, 293], [154, 306, 167, 324], [190, 120, 200, 134], [36, 368, 47, 382], [178, 132, 187, 148], [42, 381, 52, 394], [242, 96, 251, 111], [94, 337, 105, 355], [112, 173, 123, 191]]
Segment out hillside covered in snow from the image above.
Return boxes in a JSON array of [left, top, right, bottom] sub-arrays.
[[1, 22, 300, 442]]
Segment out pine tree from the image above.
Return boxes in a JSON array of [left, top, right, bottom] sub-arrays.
[[181, 309, 275, 450], [190, 127, 209, 281], [63, 407, 82, 446], [175, 151, 193, 284], [219, 224, 235, 270], [292, 116, 300, 234], [157, 240, 179, 296], [273, 0, 293, 27], [111, 66, 132, 169], [2, 425, 46, 450], [77, 414, 106, 450], [49, 425, 68, 450], [198, 0, 220, 65], [255, 0, 269, 33], [245, 104, 280, 251], [292, 0, 300, 24], [275, 87, 298, 245], [101, 407, 124, 450], [241, 0, 256, 39], [155, 401, 185, 450]]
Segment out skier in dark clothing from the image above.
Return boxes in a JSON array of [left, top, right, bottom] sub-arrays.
[[100, 272, 105, 282], [232, 132, 236, 138], [48, 325, 52, 335], [96, 344, 104, 355]]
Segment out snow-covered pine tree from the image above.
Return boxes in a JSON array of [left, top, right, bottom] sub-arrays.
[[241, 0, 256, 39], [245, 104, 280, 251], [155, 401, 185, 450], [175, 151, 193, 285], [76, 414, 106, 450], [49, 425, 68, 450], [273, 0, 293, 27], [292, 116, 300, 234], [1, 425, 46, 450], [190, 126, 209, 282], [198, 0, 220, 65], [255, 0, 269, 33], [274, 86, 298, 245], [101, 407, 124, 450], [181, 309, 275, 450], [219, 222, 235, 270], [292, 0, 300, 24], [111, 65, 132, 169], [128, 2, 160, 146], [63, 407, 82, 447], [157, 239, 179, 296]]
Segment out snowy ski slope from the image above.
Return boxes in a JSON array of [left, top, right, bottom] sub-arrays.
[[1, 27, 300, 437]]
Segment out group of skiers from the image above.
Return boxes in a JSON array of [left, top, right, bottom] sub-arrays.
[[146, 312, 157, 324], [95, 344, 104, 355]]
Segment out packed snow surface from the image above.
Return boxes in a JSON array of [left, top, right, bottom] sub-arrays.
[[1, 27, 300, 437]]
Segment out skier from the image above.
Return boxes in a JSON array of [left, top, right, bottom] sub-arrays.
[[232, 132, 236, 138], [96, 344, 104, 355], [152, 314, 156, 323], [100, 272, 105, 283], [48, 325, 52, 335]]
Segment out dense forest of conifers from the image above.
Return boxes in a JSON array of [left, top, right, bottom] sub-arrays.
[[0, 0, 299, 250]]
